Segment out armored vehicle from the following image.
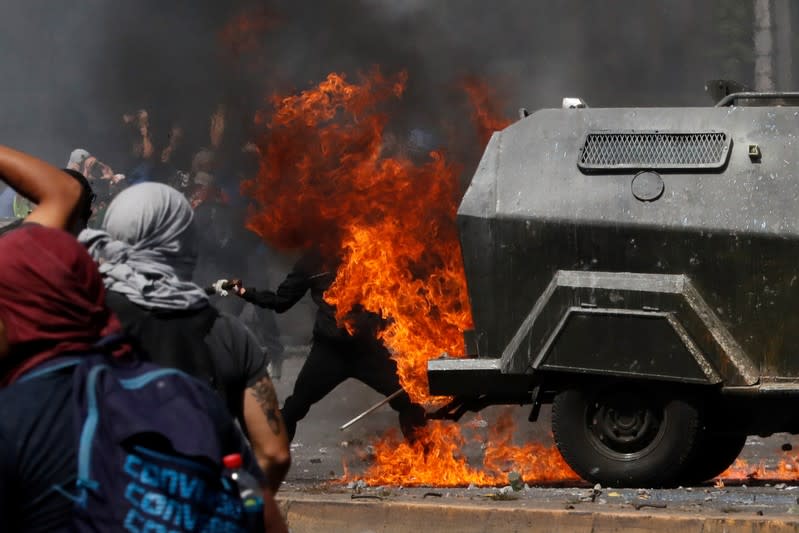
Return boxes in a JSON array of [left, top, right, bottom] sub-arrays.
[[428, 90, 799, 487]]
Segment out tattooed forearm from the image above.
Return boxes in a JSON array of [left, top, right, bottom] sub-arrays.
[[251, 377, 282, 435]]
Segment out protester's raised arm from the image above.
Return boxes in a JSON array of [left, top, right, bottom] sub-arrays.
[[0, 146, 82, 230]]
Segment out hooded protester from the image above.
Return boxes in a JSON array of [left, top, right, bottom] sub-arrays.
[[0, 151, 103, 531], [0, 226, 121, 532], [0, 225, 285, 533], [0, 225, 121, 382], [80, 183, 210, 311], [79, 183, 291, 493]]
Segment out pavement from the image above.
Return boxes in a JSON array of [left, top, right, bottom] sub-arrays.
[[279, 493, 799, 533], [272, 350, 799, 532]]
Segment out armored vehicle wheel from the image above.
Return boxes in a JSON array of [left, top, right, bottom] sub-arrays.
[[684, 431, 747, 484], [552, 385, 702, 487]]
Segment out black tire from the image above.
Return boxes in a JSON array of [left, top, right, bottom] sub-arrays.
[[552, 385, 702, 487], [684, 431, 747, 484]]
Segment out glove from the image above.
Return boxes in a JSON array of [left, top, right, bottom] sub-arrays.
[[212, 279, 229, 296]]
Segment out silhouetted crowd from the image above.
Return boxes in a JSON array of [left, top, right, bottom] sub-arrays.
[[0, 146, 291, 533], [0, 106, 288, 377], [0, 108, 431, 532]]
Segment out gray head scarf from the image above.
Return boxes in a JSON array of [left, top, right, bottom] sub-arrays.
[[79, 182, 209, 310]]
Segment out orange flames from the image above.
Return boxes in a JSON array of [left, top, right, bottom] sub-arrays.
[[245, 69, 572, 487], [241, 62, 799, 488], [244, 68, 471, 404], [720, 456, 799, 482], [346, 412, 579, 487], [461, 77, 513, 147]]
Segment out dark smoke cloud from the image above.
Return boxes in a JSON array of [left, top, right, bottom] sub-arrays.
[[0, 0, 779, 344], [0, 0, 771, 168]]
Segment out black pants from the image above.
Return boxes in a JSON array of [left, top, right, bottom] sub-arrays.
[[281, 336, 426, 441]]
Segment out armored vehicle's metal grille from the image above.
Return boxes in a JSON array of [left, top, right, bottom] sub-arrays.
[[578, 132, 730, 171]]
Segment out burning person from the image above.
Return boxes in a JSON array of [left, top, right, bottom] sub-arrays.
[[215, 246, 427, 442]]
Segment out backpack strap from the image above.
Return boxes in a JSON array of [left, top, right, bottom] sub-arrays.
[[16, 357, 81, 383], [16, 334, 129, 384], [75, 362, 109, 499], [46, 361, 109, 508]]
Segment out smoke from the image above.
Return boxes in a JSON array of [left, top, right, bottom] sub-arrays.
[[0, 0, 774, 340], [2, 3, 785, 473], [0, 0, 769, 166], [0, 4, 763, 282]]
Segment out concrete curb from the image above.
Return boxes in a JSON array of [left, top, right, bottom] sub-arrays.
[[279, 493, 799, 533]]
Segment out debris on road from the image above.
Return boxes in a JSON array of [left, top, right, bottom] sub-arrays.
[[351, 494, 383, 501], [508, 472, 524, 491], [632, 501, 667, 510]]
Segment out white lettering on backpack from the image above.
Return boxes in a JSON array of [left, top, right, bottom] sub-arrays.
[[121, 452, 243, 533]]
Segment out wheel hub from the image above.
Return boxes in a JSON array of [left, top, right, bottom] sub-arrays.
[[587, 390, 665, 460]]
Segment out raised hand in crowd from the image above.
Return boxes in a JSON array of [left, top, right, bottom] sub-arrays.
[[161, 125, 184, 163], [123, 109, 154, 159], [210, 105, 226, 150]]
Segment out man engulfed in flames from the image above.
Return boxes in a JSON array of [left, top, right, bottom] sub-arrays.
[[233, 68, 582, 487], [228, 69, 457, 444], [243, 69, 471, 403]]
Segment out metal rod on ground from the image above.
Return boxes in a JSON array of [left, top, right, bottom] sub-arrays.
[[339, 389, 404, 431]]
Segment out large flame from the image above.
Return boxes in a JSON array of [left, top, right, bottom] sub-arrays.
[[346, 412, 579, 487], [328, 216, 471, 404], [244, 69, 799, 488], [245, 69, 407, 251], [244, 69, 471, 404], [245, 69, 578, 487]]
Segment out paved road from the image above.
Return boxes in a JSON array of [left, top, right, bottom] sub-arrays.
[[273, 350, 799, 515]]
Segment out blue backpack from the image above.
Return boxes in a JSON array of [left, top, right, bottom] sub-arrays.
[[21, 351, 251, 533]]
